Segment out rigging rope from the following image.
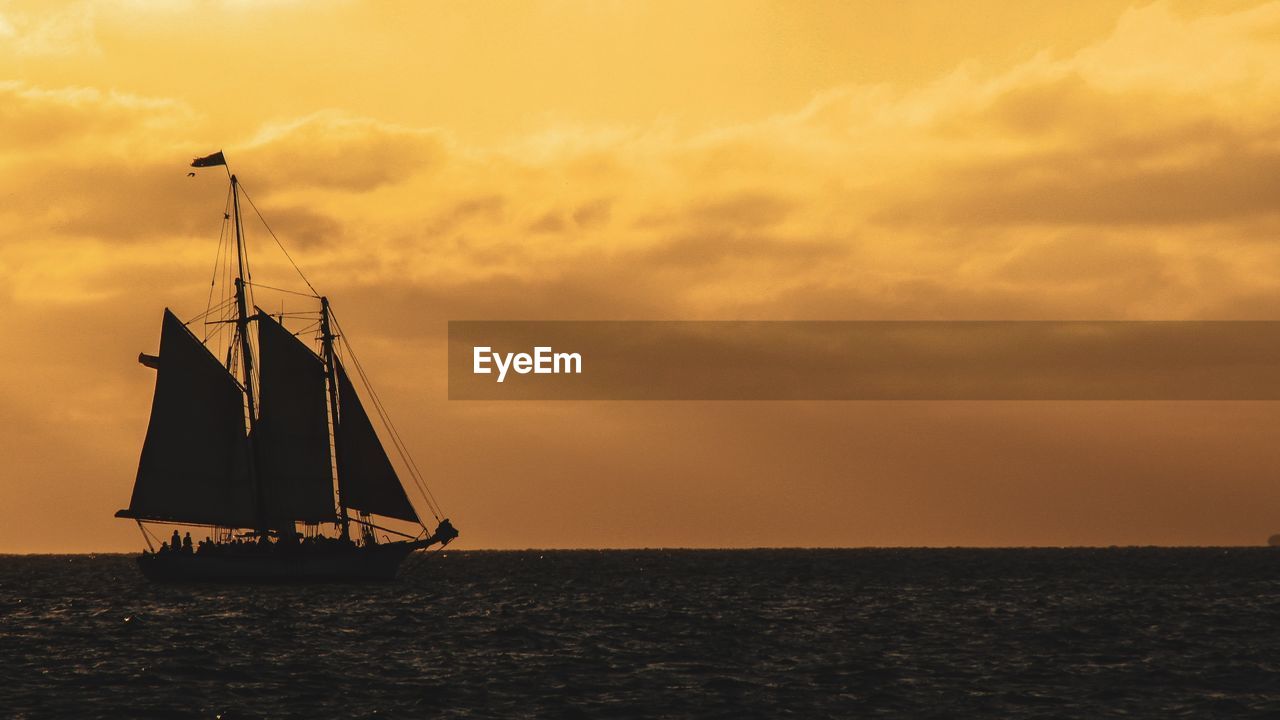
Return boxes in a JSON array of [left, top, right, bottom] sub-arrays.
[[244, 281, 320, 299], [330, 308, 445, 523], [204, 184, 233, 322], [290, 318, 322, 337], [194, 173, 446, 529], [236, 180, 321, 297], [188, 297, 237, 327]]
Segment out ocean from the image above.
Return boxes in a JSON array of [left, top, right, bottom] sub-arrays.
[[3, 548, 1279, 718]]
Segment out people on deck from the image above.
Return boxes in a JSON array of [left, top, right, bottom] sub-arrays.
[[151, 529, 385, 556]]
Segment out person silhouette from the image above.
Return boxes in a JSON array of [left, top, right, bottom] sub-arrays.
[[171, 529, 181, 551], [182, 532, 193, 554]]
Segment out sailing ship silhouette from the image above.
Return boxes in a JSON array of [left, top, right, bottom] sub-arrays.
[[116, 152, 457, 581]]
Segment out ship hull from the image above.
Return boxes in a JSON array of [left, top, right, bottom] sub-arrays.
[[136, 542, 420, 582]]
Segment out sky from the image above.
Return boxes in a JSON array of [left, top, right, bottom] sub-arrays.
[[4, 0, 1280, 552]]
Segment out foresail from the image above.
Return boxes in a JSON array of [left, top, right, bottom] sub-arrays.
[[334, 360, 419, 522], [256, 311, 336, 524], [123, 309, 256, 526]]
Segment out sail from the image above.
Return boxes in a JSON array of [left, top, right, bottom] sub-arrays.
[[334, 360, 419, 522], [256, 311, 336, 524], [121, 309, 256, 526]]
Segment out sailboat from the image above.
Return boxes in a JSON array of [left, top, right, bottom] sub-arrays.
[[116, 153, 457, 581]]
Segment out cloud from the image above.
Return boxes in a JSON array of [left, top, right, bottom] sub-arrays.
[[0, 81, 191, 154], [528, 211, 567, 234], [855, 4, 1280, 229], [639, 232, 846, 274], [571, 197, 612, 228], [424, 194, 507, 235], [12, 1, 1280, 326], [9, 1, 1280, 548], [241, 111, 448, 192], [879, 99, 1280, 227], [0, 2, 99, 57]]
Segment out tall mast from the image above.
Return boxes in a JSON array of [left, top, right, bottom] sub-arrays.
[[320, 296, 351, 541], [231, 174, 266, 534]]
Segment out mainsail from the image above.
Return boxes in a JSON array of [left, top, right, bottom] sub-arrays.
[[255, 311, 335, 524], [119, 309, 256, 526], [335, 360, 419, 522]]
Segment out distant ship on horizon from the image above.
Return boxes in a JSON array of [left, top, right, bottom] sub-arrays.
[[116, 151, 457, 581]]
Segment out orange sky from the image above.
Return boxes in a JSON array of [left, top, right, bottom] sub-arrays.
[[4, 1, 1280, 552]]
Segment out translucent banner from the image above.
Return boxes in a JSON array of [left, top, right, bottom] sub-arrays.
[[447, 321, 1280, 400]]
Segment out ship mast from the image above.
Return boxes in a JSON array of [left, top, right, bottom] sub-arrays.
[[320, 296, 352, 541], [231, 174, 266, 534]]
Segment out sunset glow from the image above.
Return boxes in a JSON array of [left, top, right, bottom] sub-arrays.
[[5, 1, 1280, 551]]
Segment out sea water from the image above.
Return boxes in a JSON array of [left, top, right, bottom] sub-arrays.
[[2, 548, 1279, 718]]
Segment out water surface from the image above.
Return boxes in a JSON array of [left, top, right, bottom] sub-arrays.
[[3, 548, 1279, 718]]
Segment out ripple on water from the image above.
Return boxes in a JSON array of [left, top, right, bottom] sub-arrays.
[[2, 548, 1280, 717]]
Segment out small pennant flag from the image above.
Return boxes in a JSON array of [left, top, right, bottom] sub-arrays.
[[190, 150, 226, 168]]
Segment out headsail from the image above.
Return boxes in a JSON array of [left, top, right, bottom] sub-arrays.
[[256, 310, 336, 524], [119, 309, 256, 526], [334, 360, 419, 522]]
